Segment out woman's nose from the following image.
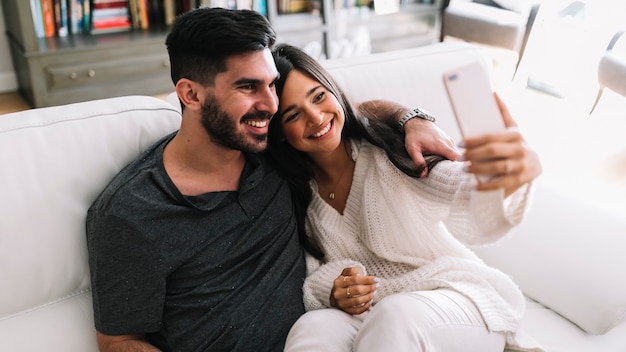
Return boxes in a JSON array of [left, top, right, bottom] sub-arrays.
[[304, 107, 324, 125]]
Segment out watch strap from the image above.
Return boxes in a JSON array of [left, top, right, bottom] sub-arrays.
[[398, 108, 436, 132]]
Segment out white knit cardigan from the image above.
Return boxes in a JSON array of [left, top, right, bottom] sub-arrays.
[[303, 140, 537, 349]]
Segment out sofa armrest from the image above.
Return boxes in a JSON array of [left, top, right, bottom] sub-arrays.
[[472, 181, 626, 335]]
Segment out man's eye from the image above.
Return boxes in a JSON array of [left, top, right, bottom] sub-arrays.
[[241, 84, 255, 90]]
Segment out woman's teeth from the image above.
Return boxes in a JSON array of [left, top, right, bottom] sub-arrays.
[[311, 121, 331, 138]]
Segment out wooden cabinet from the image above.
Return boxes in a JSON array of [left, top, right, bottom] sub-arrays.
[[2, 0, 175, 107], [12, 32, 172, 108], [2, 0, 439, 107]]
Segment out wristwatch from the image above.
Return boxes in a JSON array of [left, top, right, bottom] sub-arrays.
[[397, 108, 436, 132]]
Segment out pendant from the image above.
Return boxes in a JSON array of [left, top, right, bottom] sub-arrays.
[[329, 192, 335, 200]]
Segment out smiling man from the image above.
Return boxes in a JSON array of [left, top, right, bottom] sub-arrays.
[[85, 7, 457, 352]]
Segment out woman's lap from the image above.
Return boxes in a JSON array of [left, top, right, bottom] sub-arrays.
[[284, 289, 506, 352]]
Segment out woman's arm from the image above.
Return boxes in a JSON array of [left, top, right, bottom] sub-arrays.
[[357, 100, 461, 175]]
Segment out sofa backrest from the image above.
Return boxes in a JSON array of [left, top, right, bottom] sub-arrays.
[[323, 42, 492, 143], [0, 96, 181, 351]]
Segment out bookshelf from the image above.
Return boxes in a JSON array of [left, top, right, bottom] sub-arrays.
[[335, 0, 442, 54], [2, 0, 440, 107]]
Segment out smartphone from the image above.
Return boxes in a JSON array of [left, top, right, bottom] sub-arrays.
[[443, 62, 505, 138]]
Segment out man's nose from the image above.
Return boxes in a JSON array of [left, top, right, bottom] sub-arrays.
[[257, 86, 278, 114]]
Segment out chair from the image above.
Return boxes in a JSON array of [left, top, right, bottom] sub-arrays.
[[590, 30, 626, 114], [439, 0, 541, 76]]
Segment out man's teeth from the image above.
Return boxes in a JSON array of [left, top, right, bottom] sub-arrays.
[[246, 120, 267, 128], [312, 122, 331, 138]]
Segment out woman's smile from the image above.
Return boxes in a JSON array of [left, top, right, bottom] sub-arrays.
[[310, 119, 333, 139]]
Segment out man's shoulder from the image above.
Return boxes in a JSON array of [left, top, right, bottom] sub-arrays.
[[90, 134, 172, 212]]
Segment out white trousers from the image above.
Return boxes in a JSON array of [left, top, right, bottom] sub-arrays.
[[284, 289, 506, 352]]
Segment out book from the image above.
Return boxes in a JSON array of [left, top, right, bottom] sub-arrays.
[[90, 0, 131, 34], [92, 0, 128, 8], [252, 0, 266, 15], [127, 0, 140, 28], [164, 0, 176, 25], [68, 0, 84, 34], [82, 0, 91, 32], [30, 0, 45, 38], [41, 0, 56, 37], [147, 0, 165, 28], [53, 0, 69, 37]]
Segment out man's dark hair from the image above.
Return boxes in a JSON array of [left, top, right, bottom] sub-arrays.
[[165, 7, 276, 86]]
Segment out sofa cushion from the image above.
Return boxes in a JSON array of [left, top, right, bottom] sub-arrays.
[[473, 182, 626, 335], [0, 96, 180, 351], [519, 297, 626, 352]]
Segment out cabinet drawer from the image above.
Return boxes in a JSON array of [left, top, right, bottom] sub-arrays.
[[45, 54, 171, 91]]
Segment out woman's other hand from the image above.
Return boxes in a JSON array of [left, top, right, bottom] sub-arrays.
[[329, 267, 379, 315], [462, 94, 542, 197]]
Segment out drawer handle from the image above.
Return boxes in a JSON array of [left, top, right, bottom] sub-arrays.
[[88, 69, 96, 78], [69, 72, 78, 80], [162, 60, 170, 68]]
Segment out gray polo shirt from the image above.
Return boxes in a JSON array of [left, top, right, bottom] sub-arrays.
[[87, 132, 306, 351]]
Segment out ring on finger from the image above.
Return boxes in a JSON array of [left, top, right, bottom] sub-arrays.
[[504, 160, 511, 175], [347, 287, 351, 298], [343, 276, 348, 285]]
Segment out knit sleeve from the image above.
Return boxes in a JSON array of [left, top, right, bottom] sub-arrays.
[[302, 255, 367, 311], [401, 157, 533, 246], [431, 163, 533, 245]]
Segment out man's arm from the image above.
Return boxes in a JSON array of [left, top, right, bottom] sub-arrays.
[[356, 100, 460, 176], [97, 332, 161, 352]]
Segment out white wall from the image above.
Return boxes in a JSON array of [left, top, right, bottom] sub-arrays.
[[0, 5, 19, 93]]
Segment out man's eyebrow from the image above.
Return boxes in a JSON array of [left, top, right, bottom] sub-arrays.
[[233, 73, 280, 86], [233, 77, 263, 86]]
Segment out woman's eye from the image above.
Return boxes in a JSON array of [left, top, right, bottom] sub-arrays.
[[284, 112, 299, 122], [313, 91, 325, 103]]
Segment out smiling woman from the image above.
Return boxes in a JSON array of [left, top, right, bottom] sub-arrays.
[[267, 43, 543, 352]]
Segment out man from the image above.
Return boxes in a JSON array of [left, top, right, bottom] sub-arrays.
[[86, 7, 459, 352]]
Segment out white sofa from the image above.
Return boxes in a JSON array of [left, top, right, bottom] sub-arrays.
[[1, 42, 625, 352]]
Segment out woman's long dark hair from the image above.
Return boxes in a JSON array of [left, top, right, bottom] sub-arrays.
[[268, 44, 446, 260]]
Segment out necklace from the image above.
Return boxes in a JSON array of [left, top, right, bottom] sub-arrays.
[[328, 161, 350, 200]]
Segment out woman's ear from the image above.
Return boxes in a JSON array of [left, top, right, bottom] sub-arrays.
[[175, 78, 202, 111]]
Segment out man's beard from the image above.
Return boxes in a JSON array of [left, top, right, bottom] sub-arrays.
[[200, 96, 271, 153]]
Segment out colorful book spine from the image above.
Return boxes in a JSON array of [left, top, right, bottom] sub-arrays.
[[90, 0, 131, 34], [82, 0, 91, 32], [41, 0, 56, 37], [30, 0, 45, 38], [68, 0, 84, 34]]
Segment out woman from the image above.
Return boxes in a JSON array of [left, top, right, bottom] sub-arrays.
[[267, 44, 542, 351]]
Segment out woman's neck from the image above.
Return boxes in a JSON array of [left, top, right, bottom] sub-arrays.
[[310, 141, 355, 212]]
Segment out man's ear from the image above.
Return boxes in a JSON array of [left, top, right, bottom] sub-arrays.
[[175, 78, 202, 111]]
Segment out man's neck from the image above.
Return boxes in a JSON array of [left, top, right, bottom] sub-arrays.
[[163, 130, 246, 196]]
